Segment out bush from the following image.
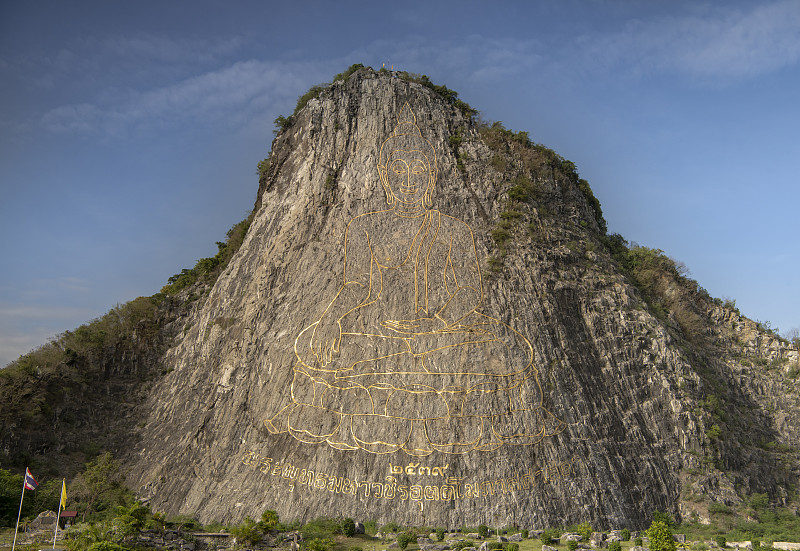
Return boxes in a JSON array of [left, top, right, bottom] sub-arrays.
[[609, 541, 622, 551], [381, 522, 401, 533], [167, 514, 202, 531], [302, 517, 341, 540], [64, 521, 112, 551], [162, 213, 253, 295], [70, 452, 135, 523], [646, 521, 677, 551], [714, 536, 727, 548], [541, 528, 561, 545], [621, 529, 631, 541], [491, 228, 511, 246], [708, 503, 732, 514], [397, 531, 417, 550], [653, 511, 676, 528], [362, 520, 378, 536], [340, 517, 356, 537], [87, 543, 130, 551], [478, 525, 490, 538], [435, 528, 446, 541], [574, 523, 592, 542], [520, 530, 529, 539], [113, 502, 150, 541], [706, 425, 723, 441], [229, 517, 263, 545], [306, 538, 336, 551], [259, 510, 279, 531], [332, 63, 365, 83], [507, 544, 519, 551], [568, 540, 579, 551], [635, 538, 643, 546]]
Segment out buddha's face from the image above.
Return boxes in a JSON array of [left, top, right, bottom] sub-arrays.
[[385, 149, 432, 205]]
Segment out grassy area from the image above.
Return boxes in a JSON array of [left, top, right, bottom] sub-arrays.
[[332, 530, 800, 551], [333, 533, 614, 551], [4, 524, 800, 551]]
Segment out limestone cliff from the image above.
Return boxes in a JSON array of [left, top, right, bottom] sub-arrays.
[[109, 68, 797, 528]]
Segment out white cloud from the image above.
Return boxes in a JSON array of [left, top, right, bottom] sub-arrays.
[[675, 1, 800, 78], [344, 35, 545, 86], [39, 59, 331, 136], [377, 2, 800, 85], [577, 0, 800, 80], [36, 1, 800, 139], [36, 30, 556, 139]]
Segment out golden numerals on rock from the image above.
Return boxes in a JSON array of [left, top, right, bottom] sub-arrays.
[[242, 450, 577, 501], [265, 103, 566, 456], [389, 462, 449, 476]]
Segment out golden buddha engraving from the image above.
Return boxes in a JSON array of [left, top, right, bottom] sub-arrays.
[[265, 103, 563, 456]]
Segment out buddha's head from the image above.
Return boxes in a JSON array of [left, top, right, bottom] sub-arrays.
[[377, 103, 437, 209]]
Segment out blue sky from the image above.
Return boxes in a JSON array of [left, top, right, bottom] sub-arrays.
[[1, 0, 799, 367]]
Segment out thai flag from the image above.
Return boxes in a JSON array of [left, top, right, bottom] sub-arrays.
[[23, 468, 38, 491]]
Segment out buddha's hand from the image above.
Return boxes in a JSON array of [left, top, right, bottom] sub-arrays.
[[381, 316, 449, 335], [310, 320, 342, 366]]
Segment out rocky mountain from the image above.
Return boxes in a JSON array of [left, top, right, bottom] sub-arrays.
[[3, 66, 798, 530]]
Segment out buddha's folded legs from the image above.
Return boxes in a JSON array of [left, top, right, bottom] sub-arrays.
[[271, 313, 564, 455], [289, 359, 544, 418], [265, 392, 564, 456]]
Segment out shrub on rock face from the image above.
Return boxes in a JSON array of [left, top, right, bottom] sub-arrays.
[[646, 521, 677, 551], [635, 538, 643, 547], [622, 529, 631, 542], [609, 541, 622, 551]]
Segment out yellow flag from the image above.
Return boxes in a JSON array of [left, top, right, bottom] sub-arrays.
[[60, 479, 67, 508]]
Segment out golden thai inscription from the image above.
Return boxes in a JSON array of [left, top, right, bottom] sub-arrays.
[[265, 103, 565, 456], [242, 450, 577, 501], [389, 462, 449, 476]]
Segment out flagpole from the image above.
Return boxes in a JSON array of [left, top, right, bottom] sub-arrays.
[[11, 481, 26, 551], [53, 479, 64, 549]]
